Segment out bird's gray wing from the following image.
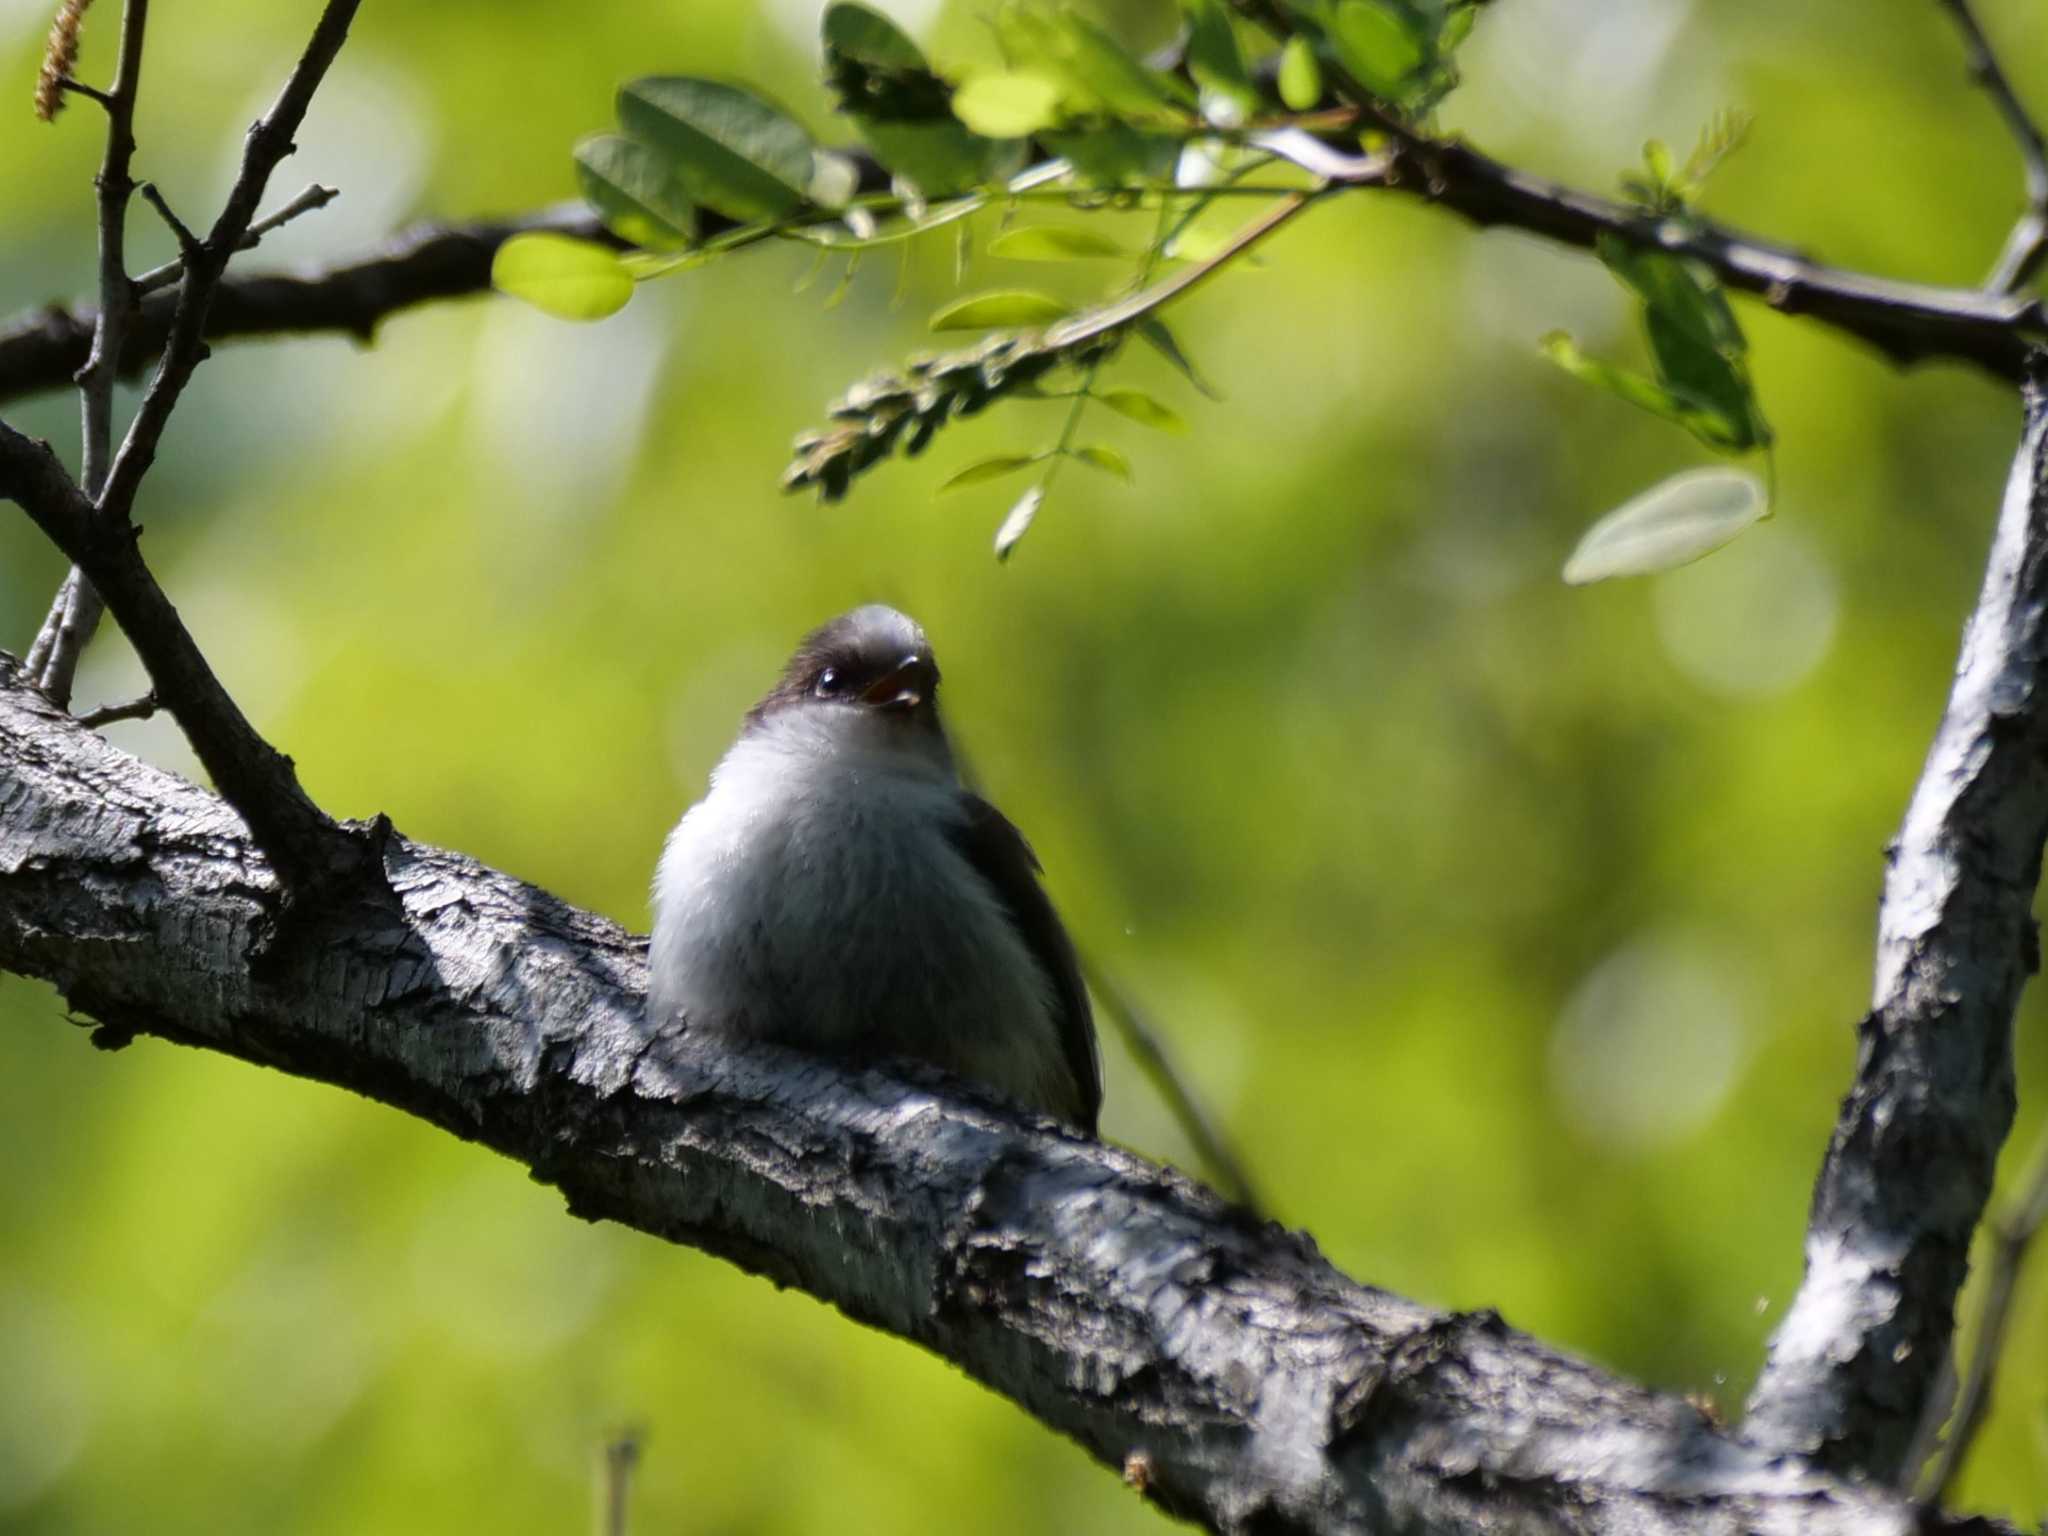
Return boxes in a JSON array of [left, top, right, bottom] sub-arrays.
[[947, 793, 1102, 1134]]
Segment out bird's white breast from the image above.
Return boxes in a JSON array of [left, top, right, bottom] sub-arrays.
[[648, 711, 1072, 1114]]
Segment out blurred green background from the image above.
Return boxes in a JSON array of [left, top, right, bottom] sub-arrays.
[[3, 0, 2046, 1530]]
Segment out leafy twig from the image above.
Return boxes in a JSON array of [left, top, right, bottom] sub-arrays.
[[785, 190, 1322, 499], [1935, 0, 2048, 292]]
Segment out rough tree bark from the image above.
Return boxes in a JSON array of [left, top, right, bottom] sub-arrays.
[[1743, 368, 2048, 1478], [0, 653, 2007, 1536]]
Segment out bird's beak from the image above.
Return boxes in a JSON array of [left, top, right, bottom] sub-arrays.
[[859, 654, 934, 712]]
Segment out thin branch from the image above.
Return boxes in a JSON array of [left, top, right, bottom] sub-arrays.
[[1741, 363, 2048, 1478], [74, 688, 158, 728], [56, 75, 114, 110], [3, 110, 2047, 418], [1913, 1127, 2048, 1504], [0, 662, 2014, 1536], [1936, 0, 2048, 292], [28, 0, 148, 710], [137, 180, 201, 262], [1082, 958, 1263, 1215], [132, 181, 338, 297], [97, 0, 361, 524], [0, 205, 609, 409], [4, 0, 377, 900]]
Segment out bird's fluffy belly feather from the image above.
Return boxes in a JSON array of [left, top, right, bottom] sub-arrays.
[[649, 730, 1072, 1115]]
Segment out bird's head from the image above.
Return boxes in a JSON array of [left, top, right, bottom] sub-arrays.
[[745, 605, 953, 773]]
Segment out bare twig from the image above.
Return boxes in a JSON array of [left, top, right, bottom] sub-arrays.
[[137, 181, 201, 262], [0, 205, 608, 409], [1742, 365, 2048, 1478], [73, 688, 158, 728], [1082, 958, 1263, 1215], [4, 0, 376, 899], [26, 0, 148, 710], [98, 0, 361, 524], [1936, 0, 2048, 292], [133, 182, 339, 297], [1911, 1127, 2048, 1503]]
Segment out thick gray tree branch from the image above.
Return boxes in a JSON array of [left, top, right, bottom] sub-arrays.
[[0, 653, 2007, 1536], [1741, 366, 2048, 1478]]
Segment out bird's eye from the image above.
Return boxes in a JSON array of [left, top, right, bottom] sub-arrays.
[[813, 667, 841, 697]]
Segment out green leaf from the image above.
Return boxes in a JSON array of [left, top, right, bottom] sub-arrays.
[[1642, 139, 1676, 191], [1541, 332, 1749, 451], [574, 134, 695, 250], [1439, 3, 1478, 52], [1183, 0, 1256, 124], [1329, 0, 1428, 99], [994, 484, 1045, 560], [1561, 467, 1768, 584], [822, 1, 925, 74], [1059, 13, 1193, 115], [951, 71, 1063, 138], [986, 225, 1131, 261], [618, 77, 816, 223], [1278, 35, 1323, 111], [1097, 388, 1188, 433], [1595, 236, 1772, 451], [941, 453, 1044, 491], [1137, 317, 1222, 399], [929, 290, 1073, 329], [1072, 443, 1132, 480], [491, 234, 635, 320], [1041, 124, 1180, 187]]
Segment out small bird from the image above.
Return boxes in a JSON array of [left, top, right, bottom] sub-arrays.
[[649, 605, 1101, 1133]]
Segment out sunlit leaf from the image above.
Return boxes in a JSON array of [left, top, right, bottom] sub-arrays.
[[618, 77, 815, 223], [1138, 317, 1222, 399], [1278, 35, 1323, 111], [1439, 3, 1478, 52], [574, 134, 695, 251], [951, 71, 1063, 138], [986, 225, 1131, 261], [1072, 443, 1132, 480], [929, 290, 1073, 329], [1060, 13, 1192, 115], [994, 484, 1045, 560], [940, 453, 1043, 491], [491, 234, 635, 320], [1097, 388, 1188, 433], [1329, 0, 1427, 99], [822, 3, 1017, 197], [1562, 467, 1768, 584]]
